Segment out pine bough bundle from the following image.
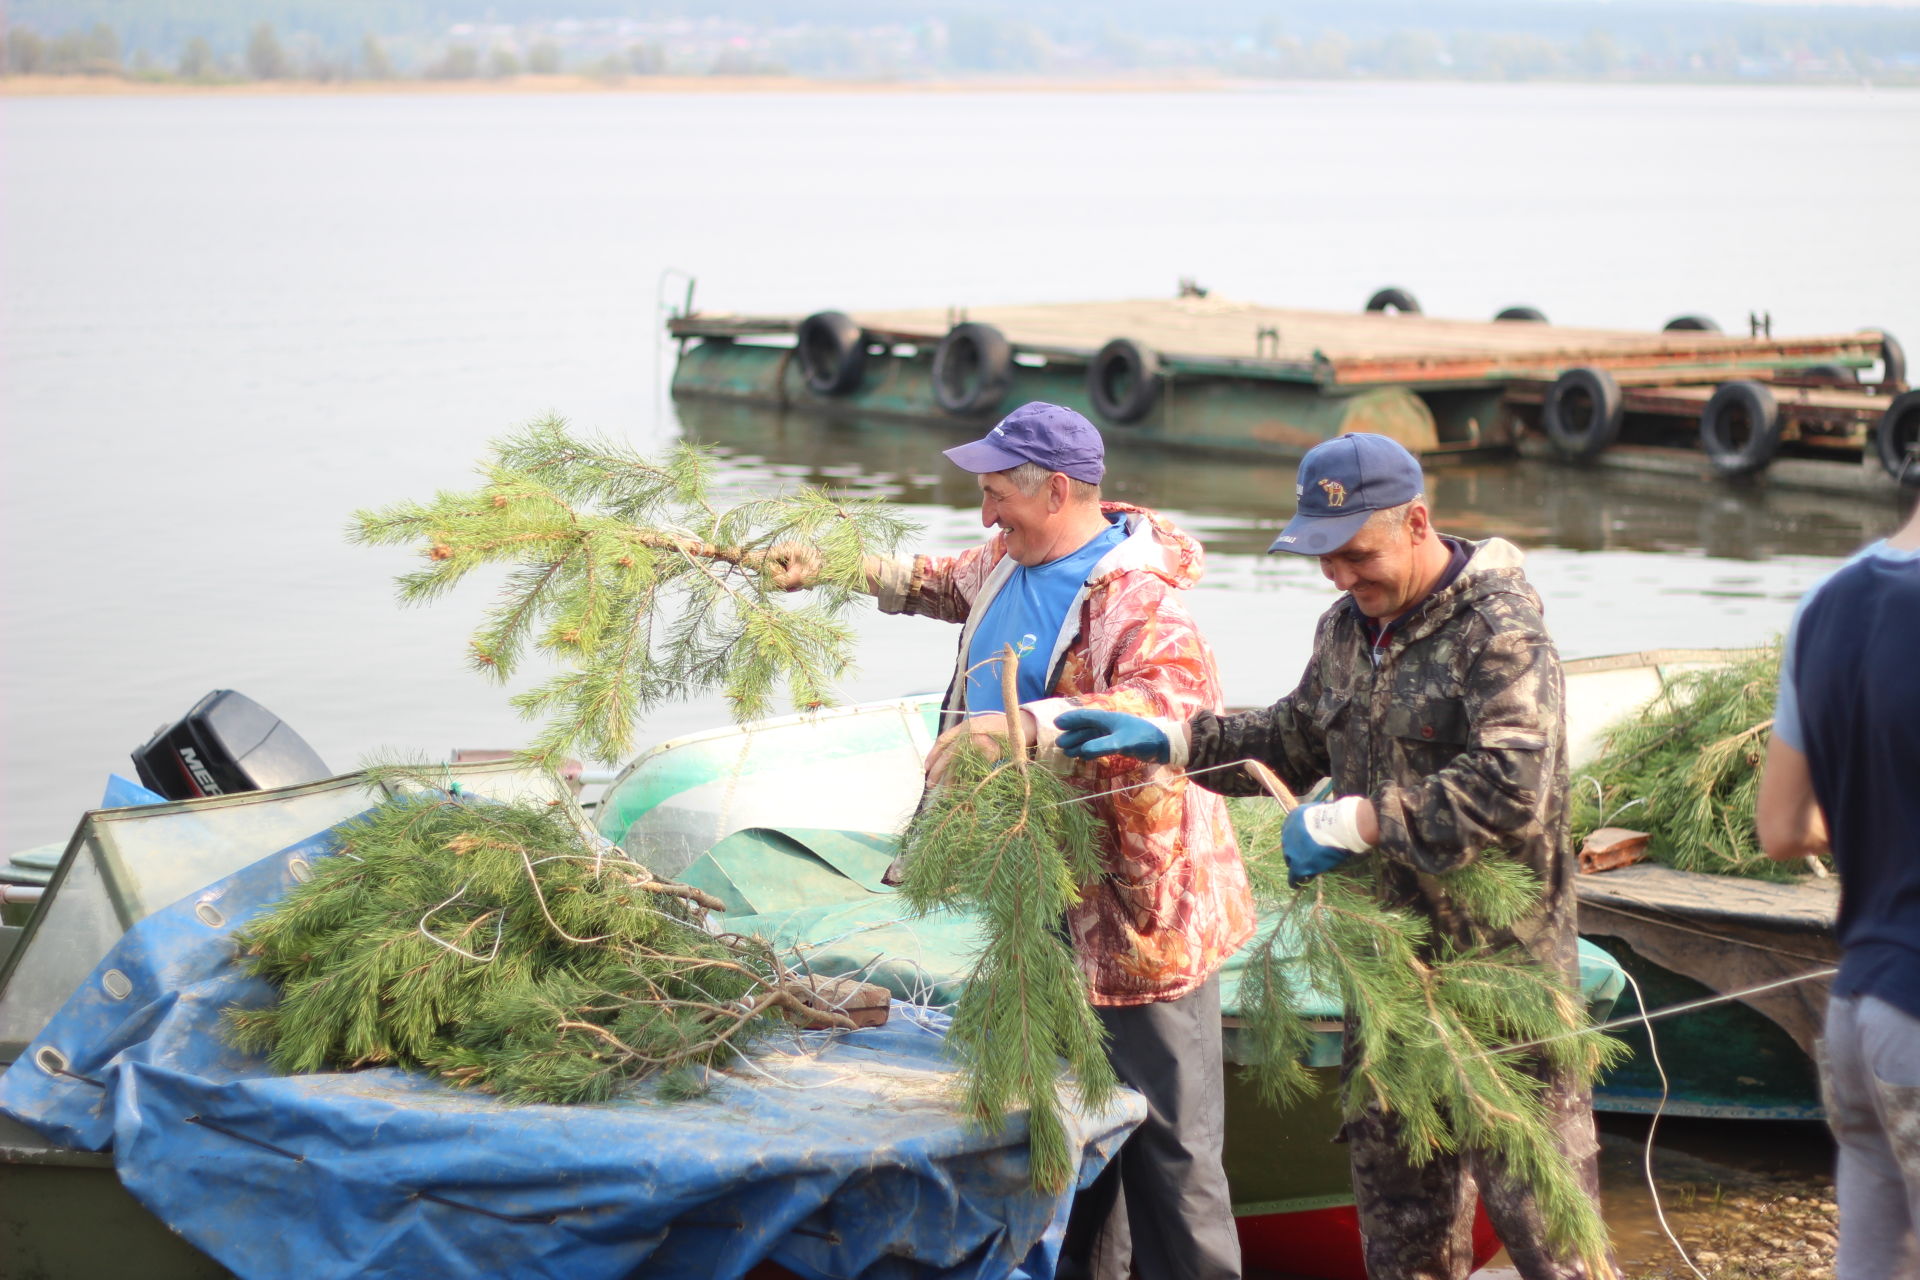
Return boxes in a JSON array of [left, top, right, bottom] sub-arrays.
[[1568, 643, 1796, 881], [1227, 799, 1625, 1272], [894, 733, 1117, 1194], [349, 417, 916, 767], [226, 780, 845, 1103]]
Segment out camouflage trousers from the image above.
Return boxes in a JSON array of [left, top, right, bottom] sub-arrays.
[[1344, 1052, 1614, 1280]]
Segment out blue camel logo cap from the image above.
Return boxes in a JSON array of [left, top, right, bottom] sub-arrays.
[[1269, 433, 1424, 555], [943, 402, 1106, 484]]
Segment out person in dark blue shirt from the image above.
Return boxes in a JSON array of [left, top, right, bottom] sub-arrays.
[[1759, 495, 1920, 1278]]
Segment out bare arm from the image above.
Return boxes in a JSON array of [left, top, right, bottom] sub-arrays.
[[1756, 735, 1831, 862]]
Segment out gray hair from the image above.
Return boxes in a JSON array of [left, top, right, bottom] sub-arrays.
[[1363, 495, 1426, 534], [1004, 461, 1101, 505]]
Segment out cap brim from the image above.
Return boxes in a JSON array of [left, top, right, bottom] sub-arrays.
[[1267, 507, 1375, 555], [942, 437, 1028, 474]]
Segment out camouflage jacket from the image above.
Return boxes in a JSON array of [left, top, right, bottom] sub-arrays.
[[1178, 537, 1576, 979], [873, 502, 1256, 1007]]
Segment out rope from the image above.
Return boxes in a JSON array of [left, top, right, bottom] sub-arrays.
[[1481, 964, 1838, 1059], [1619, 967, 1710, 1280], [1045, 757, 1278, 808]]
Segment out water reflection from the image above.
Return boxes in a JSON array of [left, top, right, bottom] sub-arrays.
[[676, 399, 1902, 562]]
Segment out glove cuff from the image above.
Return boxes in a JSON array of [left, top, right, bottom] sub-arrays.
[[1153, 718, 1189, 768], [1024, 698, 1078, 775], [1305, 795, 1372, 852]]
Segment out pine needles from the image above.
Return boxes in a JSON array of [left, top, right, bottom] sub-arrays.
[[226, 787, 843, 1103], [1569, 644, 1800, 881], [894, 726, 1116, 1194], [1227, 799, 1625, 1271], [349, 417, 917, 767]]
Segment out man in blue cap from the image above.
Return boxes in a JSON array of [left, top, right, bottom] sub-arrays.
[[783, 401, 1253, 1279], [1054, 433, 1605, 1280]]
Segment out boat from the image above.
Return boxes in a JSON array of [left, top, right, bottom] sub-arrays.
[[592, 694, 1629, 1277], [0, 764, 1141, 1280], [667, 288, 1914, 492], [591, 647, 1841, 1140], [1561, 650, 1837, 1120]]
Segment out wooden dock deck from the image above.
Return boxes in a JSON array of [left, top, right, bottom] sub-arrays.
[[681, 297, 1886, 388]]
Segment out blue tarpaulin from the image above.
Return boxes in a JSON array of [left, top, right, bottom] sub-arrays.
[[0, 815, 1144, 1280]]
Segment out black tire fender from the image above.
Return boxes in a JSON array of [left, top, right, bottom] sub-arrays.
[[1875, 389, 1920, 487], [1663, 314, 1720, 333], [796, 311, 867, 396], [931, 323, 1014, 417], [1086, 338, 1162, 424], [1699, 380, 1783, 477], [1541, 366, 1624, 462], [1365, 287, 1421, 315], [1495, 305, 1548, 323], [1867, 329, 1907, 391]]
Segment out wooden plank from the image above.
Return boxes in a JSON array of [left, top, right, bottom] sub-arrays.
[[1575, 862, 1837, 933]]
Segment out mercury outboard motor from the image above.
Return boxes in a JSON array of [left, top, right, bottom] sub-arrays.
[[132, 690, 332, 800]]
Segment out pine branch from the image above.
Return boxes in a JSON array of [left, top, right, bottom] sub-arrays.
[[894, 712, 1115, 1194], [349, 416, 917, 767], [1226, 799, 1627, 1271], [225, 788, 844, 1104], [1569, 643, 1801, 880]]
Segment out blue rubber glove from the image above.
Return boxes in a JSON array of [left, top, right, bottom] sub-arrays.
[[1053, 708, 1170, 762], [1280, 797, 1369, 888]]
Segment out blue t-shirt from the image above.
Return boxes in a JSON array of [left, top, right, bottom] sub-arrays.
[[964, 516, 1128, 715], [1773, 538, 1920, 1018]]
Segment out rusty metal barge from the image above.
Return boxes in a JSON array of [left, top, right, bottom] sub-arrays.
[[669, 290, 1916, 494]]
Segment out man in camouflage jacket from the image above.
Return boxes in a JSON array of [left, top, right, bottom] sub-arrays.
[[1055, 434, 1607, 1280]]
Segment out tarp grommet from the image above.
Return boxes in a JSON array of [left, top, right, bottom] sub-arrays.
[[34, 1046, 69, 1077], [195, 902, 226, 928], [102, 969, 133, 1000], [288, 856, 313, 883]]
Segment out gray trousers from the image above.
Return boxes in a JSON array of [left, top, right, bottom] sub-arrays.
[[1823, 994, 1920, 1279], [1057, 974, 1243, 1280]]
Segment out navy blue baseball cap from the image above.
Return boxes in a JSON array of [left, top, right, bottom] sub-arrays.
[[943, 402, 1106, 484], [1268, 433, 1424, 555]]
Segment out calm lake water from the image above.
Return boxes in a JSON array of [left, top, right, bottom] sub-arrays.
[[4, 83, 1918, 854]]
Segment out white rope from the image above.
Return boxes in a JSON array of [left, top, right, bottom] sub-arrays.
[[1045, 757, 1276, 807], [1619, 967, 1711, 1280], [417, 880, 505, 963], [1481, 965, 1839, 1059]]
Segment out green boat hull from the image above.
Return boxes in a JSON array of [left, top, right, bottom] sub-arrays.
[[672, 337, 1474, 458]]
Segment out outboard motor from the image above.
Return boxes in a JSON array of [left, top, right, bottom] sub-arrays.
[[132, 690, 332, 800]]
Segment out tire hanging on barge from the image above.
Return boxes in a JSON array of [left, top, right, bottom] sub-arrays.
[[1876, 390, 1920, 487], [1086, 338, 1161, 424], [796, 311, 868, 396], [1663, 314, 1720, 333], [1698, 380, 1783, 477], [1495, 306, 1548, 323], [1541, 366, 1624, 462], [1365, 287, 1421, 315], [931, 322, 1014, 417], [1869, 330, 1907, 391]]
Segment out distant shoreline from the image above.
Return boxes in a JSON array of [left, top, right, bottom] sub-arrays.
[[2, 72, 1910, 98], [0, 72, 1238, 97]]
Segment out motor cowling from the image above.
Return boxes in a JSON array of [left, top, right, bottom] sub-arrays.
[[132, 690, 332, 801]]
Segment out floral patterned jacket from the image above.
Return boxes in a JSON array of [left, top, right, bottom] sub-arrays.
[[873, 502, 1256, 1007]]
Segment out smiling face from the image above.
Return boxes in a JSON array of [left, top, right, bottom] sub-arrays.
[[1317, 501, 1437, 619], [978, 470, 1063, 566]]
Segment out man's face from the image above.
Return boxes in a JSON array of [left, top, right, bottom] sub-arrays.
[[1317, 504, 1430, 619], [978, 470, 1059, 566]]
